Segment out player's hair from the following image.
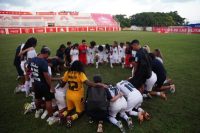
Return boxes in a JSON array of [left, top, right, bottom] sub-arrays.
[[149, 53, 155, 60], [120, 42, 124, 47], [73, 43, 79, 49], [90, 41, 96, 47], [130, 39, 139, 45], [41, 47, 51, 55], [93, 75, 102, 83], [67, 41, 72, 45], [69, 60, 85, 73], [143, 45, 151, 53], [82, 39, 86, 43], [58, 44, 66, 50], [98, 45, 104, 52], [22, 37, 37, 56], [105, 44, 110, 51], [154, 49, 163, 59]]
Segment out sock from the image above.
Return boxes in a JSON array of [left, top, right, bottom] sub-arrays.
[[128, 111, 138, 116], [62, 111, 68, 117], [156, 92, 161, 96], [138, 108, 144, 112], [71, 113, 78, 121], [96, 62, 99, 68], [120, 112, 129, 121], [109, 116, 118, 126]]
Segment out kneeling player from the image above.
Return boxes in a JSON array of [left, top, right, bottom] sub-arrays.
[[60, 61, 107, 128], [108, 85, 133, 133], [116, 80, 150, 124]]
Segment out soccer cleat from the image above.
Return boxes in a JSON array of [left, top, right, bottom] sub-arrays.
[[41, 110, 48, 119], [48, 116, 60, 126], [97, 121, 103, 133], [35, 109, 43, 118], [138, 112, 144, 124], [14, 85, 23, 94], [127, 117, 134, 129], [160, 92, 167, 100], [170, 84, 176, 93], [66, 116, 72, 128], [117, 121, 126, 133]]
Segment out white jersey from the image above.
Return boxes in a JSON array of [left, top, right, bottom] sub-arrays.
[[70, 49, 79, 62], [103, 49, 110, 62], [96, 50, 104, 63], [107, 85, 127, 117], [116, 80, 143, 112], [145, 71, 157, 91], [118, 46, 125, 59], [27, 49, 37, 59], [116, 80, 137, 97], [87, 47, 96, 64]]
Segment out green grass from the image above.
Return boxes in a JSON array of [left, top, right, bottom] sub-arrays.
[[0, 31, 200, 133]]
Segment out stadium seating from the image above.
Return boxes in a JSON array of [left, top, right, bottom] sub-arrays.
[[0, 11, 120, 34]]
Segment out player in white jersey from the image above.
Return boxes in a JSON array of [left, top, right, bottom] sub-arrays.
[[87, 41, 96, 65], [103, 44, 111, 63], [70, 43, 79, 63], [95, 45, 104, 68], [107, 85, 133, 133], [110, 41, 119, 66], [116, 80, 150, 124], [18, 37, 37, 97], [118, 42, 126, 68]]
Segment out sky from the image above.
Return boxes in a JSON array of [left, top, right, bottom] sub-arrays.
[[0, 0, 199, 23]]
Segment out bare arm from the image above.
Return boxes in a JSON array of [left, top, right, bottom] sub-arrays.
[[84, 80, 108, 88], [18, 47, 34, 56], [110, 92, 123, 102]]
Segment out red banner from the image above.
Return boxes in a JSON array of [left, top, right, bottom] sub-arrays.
[[68, 27, 78, 32], [46, 27, 56, 32], [106, 27, 113, 31], [57, 27, 67, 32], [34, 27, 45, 33], [192, 28, 200, 34], [97, 27, 105, 31], [0, 28, 6, 34], [8, 28, 21, 34], [88, 27, 96, 31], [77, 27, 87, 32], [21, 28, 33, 34]]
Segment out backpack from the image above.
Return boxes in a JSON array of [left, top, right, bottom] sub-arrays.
[[85, 87, 109, 120]]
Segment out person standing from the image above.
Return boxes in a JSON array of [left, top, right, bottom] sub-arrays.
[[30, 47, 56, 124], [79, 40, 88, 65], [128, 40, 152, 92]]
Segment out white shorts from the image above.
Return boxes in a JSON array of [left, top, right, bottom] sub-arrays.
[[54, 88, 66, 110], [126, 90, 143, 112], [87, 56, 94, 64], [109, 96, 127, 117], [145, 71, 157, 91], [110, 55, 119, 64]]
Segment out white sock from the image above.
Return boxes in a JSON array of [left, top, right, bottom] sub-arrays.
[[138, 108, 144, 112], [156, 92, 161, 96], [120, 112, 129, 121], [109, 116, 118, 126], [128, 111, 138, 116]]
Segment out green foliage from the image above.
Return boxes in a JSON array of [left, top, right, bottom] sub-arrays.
[[114, 14, 131, 28], [0, 31, 200, 133]]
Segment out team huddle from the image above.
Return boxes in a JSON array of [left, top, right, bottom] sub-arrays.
[[13, 37, 176, 133]]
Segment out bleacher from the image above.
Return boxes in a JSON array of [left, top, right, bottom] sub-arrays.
[[0, 11, 120, 34]]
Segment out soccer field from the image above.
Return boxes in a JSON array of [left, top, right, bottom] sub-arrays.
[[0, 31, 200, 133]]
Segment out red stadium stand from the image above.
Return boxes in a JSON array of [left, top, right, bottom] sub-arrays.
[[0, 11, 121, 34]]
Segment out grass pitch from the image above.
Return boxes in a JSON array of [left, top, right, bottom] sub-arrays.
[[0, 31, 200, 133]]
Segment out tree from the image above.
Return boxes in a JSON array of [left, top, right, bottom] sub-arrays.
[[114, 14, 131, 28]]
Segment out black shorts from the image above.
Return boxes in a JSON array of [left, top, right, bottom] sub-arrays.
[[33, 82, 54, 101], [155, 75, 166, 88]]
